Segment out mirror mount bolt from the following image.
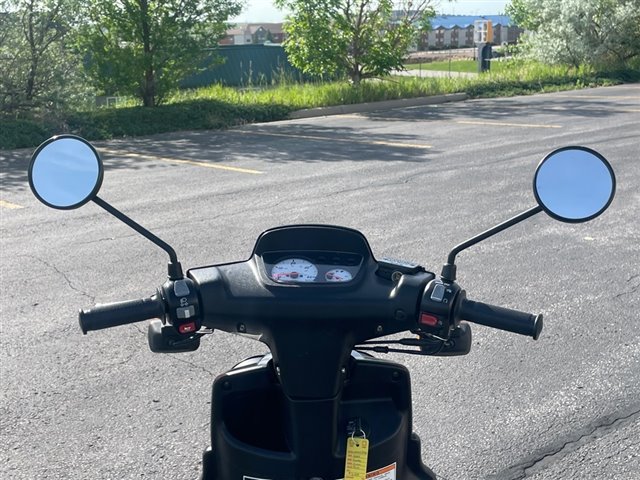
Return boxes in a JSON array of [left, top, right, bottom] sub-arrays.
[[168, 261, 184, 281], [440, 263, 457, 283]]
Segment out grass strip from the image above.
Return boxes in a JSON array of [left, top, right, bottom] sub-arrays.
[[2, 61, 638, 150]]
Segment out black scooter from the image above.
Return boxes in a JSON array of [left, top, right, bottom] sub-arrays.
[[28, 135, 616, 480]]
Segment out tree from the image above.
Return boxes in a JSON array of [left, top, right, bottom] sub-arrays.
[[506, 0, 640, 68], [77, 0, 242, 107], [0, 0, 83, 112], [274, 0, 435, 85]]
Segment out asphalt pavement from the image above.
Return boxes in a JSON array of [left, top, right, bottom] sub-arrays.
[[1, 84, 639, 479]]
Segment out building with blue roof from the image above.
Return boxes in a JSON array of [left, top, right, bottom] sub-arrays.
[[418, 14, 523, 51], [431, 15, 514, 29]]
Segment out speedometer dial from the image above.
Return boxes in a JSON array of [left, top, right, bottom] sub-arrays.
[[271, 258, 318, 283]]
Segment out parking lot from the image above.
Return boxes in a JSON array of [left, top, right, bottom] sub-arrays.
[[1, 84, 639, 479]]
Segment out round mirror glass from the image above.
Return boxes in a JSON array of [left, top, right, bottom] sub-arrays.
[[28, 135, 103, 210], [534, 146, 615, 223]]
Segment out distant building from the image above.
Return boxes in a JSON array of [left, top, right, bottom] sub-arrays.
[[220, 23, 285, 46], [220, 16, 522, 51], [418, 15, 524, 50], [219, 25, 253, 45]]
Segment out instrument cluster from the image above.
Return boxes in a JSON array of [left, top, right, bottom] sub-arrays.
[[262, 251, 363, 284]]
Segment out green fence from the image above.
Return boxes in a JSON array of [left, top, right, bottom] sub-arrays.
[[182, 44, 305, 88]]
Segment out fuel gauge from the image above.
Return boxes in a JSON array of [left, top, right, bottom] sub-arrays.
[[325, 269, 353, 283]]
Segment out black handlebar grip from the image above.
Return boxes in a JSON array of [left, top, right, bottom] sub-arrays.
[[459, 298, 543, 340], [79, 294, 165, 334]]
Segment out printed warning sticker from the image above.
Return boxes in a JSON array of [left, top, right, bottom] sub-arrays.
[[242, 462, 397, 480], [337, 462, 396, 480], [365, 463, 396, 480]]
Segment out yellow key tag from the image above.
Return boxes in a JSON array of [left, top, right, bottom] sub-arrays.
[[344, 436, 369, 480]]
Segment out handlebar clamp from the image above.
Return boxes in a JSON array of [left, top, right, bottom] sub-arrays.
[[160, 278, 201, 335], [418, 279, 463, 340]]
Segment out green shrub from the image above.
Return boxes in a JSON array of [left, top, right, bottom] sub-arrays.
[[0, 117, 56, 150], [2, 61, 638, 150], [62, 100, 292, 141]]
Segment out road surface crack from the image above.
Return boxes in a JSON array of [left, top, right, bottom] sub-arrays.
[[21, 255, 96, 303], [491, 407, 640, 479], [329, 174, 418, 196], [614, 273, 640, 299], [168, 355, 216, 376]]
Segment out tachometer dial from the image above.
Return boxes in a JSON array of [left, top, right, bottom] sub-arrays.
[[325, 269, 353, 282], [271, 258, 318, 283]]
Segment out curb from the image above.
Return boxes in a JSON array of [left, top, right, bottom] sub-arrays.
[[288, 93, 468, 119]]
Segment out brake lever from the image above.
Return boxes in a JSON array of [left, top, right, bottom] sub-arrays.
[[355, 346, 442, 356], [356, 336, 446, 355], [148, 320, 206, 353], [356, 323, 472, 357]]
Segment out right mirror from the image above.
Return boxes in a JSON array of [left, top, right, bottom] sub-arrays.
[[534, 146, 616, 223]]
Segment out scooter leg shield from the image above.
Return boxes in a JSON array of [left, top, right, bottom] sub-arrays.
[[200, 354, 437, 479]]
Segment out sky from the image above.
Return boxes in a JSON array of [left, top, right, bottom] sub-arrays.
[[231, 0, 511, 23]]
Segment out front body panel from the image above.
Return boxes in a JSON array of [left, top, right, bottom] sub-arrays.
[[200, 353, 436, 480]]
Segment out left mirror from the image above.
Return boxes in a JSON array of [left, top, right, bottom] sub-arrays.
[[29, 135, 103, 210]]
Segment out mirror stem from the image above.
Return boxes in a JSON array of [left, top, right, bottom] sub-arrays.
[[93, 196, 184, 280], [441, 205, 543, 283]]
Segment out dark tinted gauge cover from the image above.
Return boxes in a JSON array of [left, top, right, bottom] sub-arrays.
[[252, 225, 374, 260]]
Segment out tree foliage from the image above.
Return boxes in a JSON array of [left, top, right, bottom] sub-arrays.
[[77, 0, 241, 107], [274, 0, 435, 85], [506, 0, 640, 68], [0, 0, 84, 113]]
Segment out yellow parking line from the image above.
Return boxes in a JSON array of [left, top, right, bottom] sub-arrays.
[[456, 120, 562, 129], [0, 200, 24, 209], [101, 150, 263, 174], [521, 105, 639, 114], [243, 130, 432, 149], [553, 94, 640, 100]]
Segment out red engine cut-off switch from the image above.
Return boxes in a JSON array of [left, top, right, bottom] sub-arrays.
[[178, 322, 196, 334], [419, 313, 440, 327]]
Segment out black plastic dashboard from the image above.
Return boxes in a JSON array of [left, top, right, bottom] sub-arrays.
[[252, 225, 374, 285], [186, 223, 435, 399]]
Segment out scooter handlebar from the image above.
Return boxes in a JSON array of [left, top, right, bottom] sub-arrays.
[[459, 298, 543, 340], [79, 294, 165, 334]]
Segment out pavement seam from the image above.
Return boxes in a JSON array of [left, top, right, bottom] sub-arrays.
[[489, 406, 640, 480]]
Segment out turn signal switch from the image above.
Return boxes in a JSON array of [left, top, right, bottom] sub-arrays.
[[160, 278, 201, 334], [148, 278, 203, 353], [418, 279, 463, 340]]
